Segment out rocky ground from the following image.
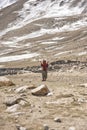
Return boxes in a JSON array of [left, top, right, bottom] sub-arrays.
[[0, 60, 87, 75], [0, 61, 87, 130]]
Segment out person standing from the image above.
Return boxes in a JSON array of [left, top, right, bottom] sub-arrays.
[[40, 60, 48, 81]]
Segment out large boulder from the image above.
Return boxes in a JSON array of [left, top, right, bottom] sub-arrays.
[[31, 84, 50, 96], [0, 77, 14, 87]]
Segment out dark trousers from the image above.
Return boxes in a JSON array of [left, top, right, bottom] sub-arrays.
[[42, 70, 47, 80]]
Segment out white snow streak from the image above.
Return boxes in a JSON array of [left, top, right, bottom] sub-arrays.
[[0, 53, 39, 62], [0, 0, 17, 9], [78, 51, 87, 56]]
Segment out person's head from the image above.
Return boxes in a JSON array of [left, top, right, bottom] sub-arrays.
[[43, 60, 46, 64]]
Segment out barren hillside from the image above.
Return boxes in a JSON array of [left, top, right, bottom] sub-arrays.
[[0, 0, 87, 67]]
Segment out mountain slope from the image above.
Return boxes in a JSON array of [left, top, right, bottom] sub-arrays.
[[0, 0, 17, 9], [0, 0, 87, 66]]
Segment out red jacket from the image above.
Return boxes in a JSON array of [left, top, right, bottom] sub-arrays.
[[41, 63, 48, 71]]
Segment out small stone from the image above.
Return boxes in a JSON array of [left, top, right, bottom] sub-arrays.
[[21, 79, 23, 81], [16, 125, 26, 130], [38, 106, 41, 108], [69, 126, 75, 130], [47, 92, 53, 96], [79, 83, 87, 88], [54, 117, 62, 123], [39, 110, 41, 112], [43, 124, 49, 130], [30, 109, 33, 113], [20, 126, 26, 130], [19, 100, 26, 106], [15, 119, 18, 123]]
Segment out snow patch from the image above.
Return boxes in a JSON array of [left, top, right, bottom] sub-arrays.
[[78, 51, 87, 56], [41, 41, 57, 45], [55, 51, 72, 56], [52, 37, 65, 41], [0, 53, 39, 62], [0, 0, 17, 9]]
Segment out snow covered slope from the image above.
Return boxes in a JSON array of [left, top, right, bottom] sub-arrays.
[[0, 0, 87, 64], [0, 0, 17, 9]]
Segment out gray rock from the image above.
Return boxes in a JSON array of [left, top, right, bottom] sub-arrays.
[[69, 126, 75, 130], [47, 92, 53, 96], [54, 117, 62, 123], [6, 104, 20, 113], [4, 97, 30, 106], [4, 97, 22, 106], [79, 83, 87, 88], [43, 124, 49, 130], [16, 125, 27, 130]]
